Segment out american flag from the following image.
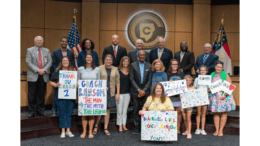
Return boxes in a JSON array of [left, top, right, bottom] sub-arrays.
[[67, 18, 81, 70], [212, 25, 232, 75]]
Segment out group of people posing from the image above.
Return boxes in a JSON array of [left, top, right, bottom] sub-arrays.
[[25, 35, 236, 140]]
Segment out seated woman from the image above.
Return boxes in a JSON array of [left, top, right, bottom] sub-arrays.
[[150, 59, 168, 93], [139, 83, 174, 113]]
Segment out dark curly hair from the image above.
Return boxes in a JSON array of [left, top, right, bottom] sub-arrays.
[[81, 38, 95, 50]]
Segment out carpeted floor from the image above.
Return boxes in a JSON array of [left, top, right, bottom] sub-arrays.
[[21, 130, 239, 146]]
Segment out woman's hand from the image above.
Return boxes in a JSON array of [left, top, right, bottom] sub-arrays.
[[170, 79, 173, 82], [218, 95, 227, 100], [106, 87, 108, 91], [116, 94, 120, 101], [55, 83, 61, 87], [139, 110, 143, 115], [77, 84, 79, 88], [160, 108, 165, 112]]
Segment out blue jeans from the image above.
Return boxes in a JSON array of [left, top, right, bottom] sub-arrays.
[[57, 99, 75, 128], [52, 95, 58, 113]]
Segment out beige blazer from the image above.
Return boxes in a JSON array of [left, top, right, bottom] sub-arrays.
[[99, 65, 120, 97]]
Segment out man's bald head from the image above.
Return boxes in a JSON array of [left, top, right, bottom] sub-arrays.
[[112, 34, 119, 46]]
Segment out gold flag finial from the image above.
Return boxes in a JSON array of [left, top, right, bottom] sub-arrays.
[[221, 13, 224, 26]]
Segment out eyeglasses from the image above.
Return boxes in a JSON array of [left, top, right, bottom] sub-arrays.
[[171, 64, 178, 65]]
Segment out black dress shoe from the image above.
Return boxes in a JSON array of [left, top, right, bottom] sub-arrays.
[[38, 112, 46, 117], [28, 113, 36, 118]]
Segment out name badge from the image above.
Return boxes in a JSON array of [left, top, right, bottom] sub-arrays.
[[44, 57, 47, 63]]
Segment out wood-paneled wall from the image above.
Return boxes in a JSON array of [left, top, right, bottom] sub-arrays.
[[21, 0, 240, 107]]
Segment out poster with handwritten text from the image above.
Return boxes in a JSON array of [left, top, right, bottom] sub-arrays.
[[58, 71, 77, 100], [141, 111, 177, 141], [180, 88, 209, 109], [160, 80, 187, 96], [222, 80, 236, 95], [78, 80, 107, 116], [209, 79, 223, 94], [198, 75, 212, 85]]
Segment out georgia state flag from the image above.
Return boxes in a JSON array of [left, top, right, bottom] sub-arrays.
[[212, 26, 232, 75]]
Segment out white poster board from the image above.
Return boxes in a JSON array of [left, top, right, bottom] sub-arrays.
[[198, 75, 212, 85], [58, 71, 77, 100], [209, 79, 223, 94], [222, 80, 236, 95], [78, 80, 107, 116], [141, 111, 177, 141], [160, 80, 188, 96], [180, 89, 209, 109]]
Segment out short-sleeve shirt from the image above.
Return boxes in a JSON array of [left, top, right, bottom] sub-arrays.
[[144, 96, 174, 111]]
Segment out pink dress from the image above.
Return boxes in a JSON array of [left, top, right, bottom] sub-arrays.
[[209, 75, 236, 112]]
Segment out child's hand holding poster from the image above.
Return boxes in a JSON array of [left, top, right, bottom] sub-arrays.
[[58, 71, 77, 100], [198, 75, 212, 85], [222, 80, 236, 95], [209, 79, 223, 94], [160, 80, 187, 96]]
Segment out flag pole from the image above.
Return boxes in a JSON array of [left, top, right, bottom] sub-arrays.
[[73, 9, 77, 59], [220, 14, 224, 61]]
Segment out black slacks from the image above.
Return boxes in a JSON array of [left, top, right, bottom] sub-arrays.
[[132, 94, 148, 130], [28, 75, 46, 115]]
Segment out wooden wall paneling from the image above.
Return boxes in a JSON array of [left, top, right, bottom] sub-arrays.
[[193, 0, 211, 4], [45, 0, 82, 30], [21, 28, 45, 58], [192, 3, 211, 58], [21, 57, 28, 74], [82, 1, 100, 57], [232, 82, 240, 106], [21, 0, 45, 28], [21, 81, 28, 107], [100, 3, 117, 31], [175, 5, 193, 32], [211, 5, 239, 33], [164, 32, 175, 54]]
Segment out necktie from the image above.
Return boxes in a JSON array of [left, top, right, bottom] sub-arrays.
[[158, 49, 162, 60], [38, 49, 43, 69], [203, 54, 208, 64], [114, 46, 117, 57], [180, 52, 184, 62]]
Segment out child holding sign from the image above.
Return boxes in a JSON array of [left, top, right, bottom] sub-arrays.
[[181, 75, 195, 139], [193, 65, 210, 135]]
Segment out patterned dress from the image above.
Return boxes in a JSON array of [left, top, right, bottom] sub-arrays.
[[209, 75, 236, 112]]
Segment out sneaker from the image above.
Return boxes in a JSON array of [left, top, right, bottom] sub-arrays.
[[66, 131, 74, 137], [187, 134, 192, 139], [195, 129, 201, 135], [60, 132, 65, 138], [200, 129, 207, 135]]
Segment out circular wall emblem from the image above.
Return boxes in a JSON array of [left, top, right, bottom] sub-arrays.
[[127, 12, 166, 50]]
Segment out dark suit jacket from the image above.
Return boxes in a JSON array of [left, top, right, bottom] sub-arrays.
[[102, 45, 127, 67], [129, 61, 152, 97], [174, 51, 195, 75], [51, 48, 75, 73], [149, 47, 173, 72], [194, 53, 219, 75], [128, 49, 150, 64]]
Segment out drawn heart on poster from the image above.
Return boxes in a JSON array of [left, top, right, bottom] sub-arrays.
[[229, 84, 235, 90], [141, 114, 144, 117]]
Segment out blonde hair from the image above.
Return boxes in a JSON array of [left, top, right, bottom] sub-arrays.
[[184, 75, 193, 87], [151, 59, 165, 72]]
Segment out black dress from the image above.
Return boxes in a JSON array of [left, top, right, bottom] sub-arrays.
[[106, 67, 116, 108]]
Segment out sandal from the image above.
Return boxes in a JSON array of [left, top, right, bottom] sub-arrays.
[[218, 132, 223, 137], [104, 129, 110, 136], [93, 127, 98, 135], [88, 134, 94, 139], [80, 133, 86, 138], [177, 129, 181, 134], [213, 132, 218, 136], [182, 131, 188, 136]]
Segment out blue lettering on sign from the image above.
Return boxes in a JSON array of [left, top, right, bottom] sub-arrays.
[[89, 81, 93, 88], [98, 81, 102, 87], [79, 88, 83, 96], [64, 89, 69, 97], [81, 81, 86, 88]]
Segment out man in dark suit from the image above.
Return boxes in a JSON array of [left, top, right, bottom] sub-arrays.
[[102, 34, 127, 67], [129, 50, 152, 134], [51, 37, 75, 116], [128, 39, 150, 64], [51, 37, 75, 73], [174, 41, 195, 75], [149, 37, 173, 72], [26, 36, 52, 118], [194, 43, 219, 75]]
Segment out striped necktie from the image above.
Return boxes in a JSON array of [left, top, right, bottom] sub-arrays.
[[38, 48, 43, 69], [203, 54, 208, 64], [158, 49, 162, 59]]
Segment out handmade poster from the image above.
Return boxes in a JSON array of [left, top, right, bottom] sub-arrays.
[[141, 111, 177, 141], [160, 80, 187, 96], [58, 71, 77, 100], [222, 80, 236, 95], [78, 80, 107, 116], [209, 79, 223, 94], [198, 75, 212, 85], [180, 88, 209, 109]]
